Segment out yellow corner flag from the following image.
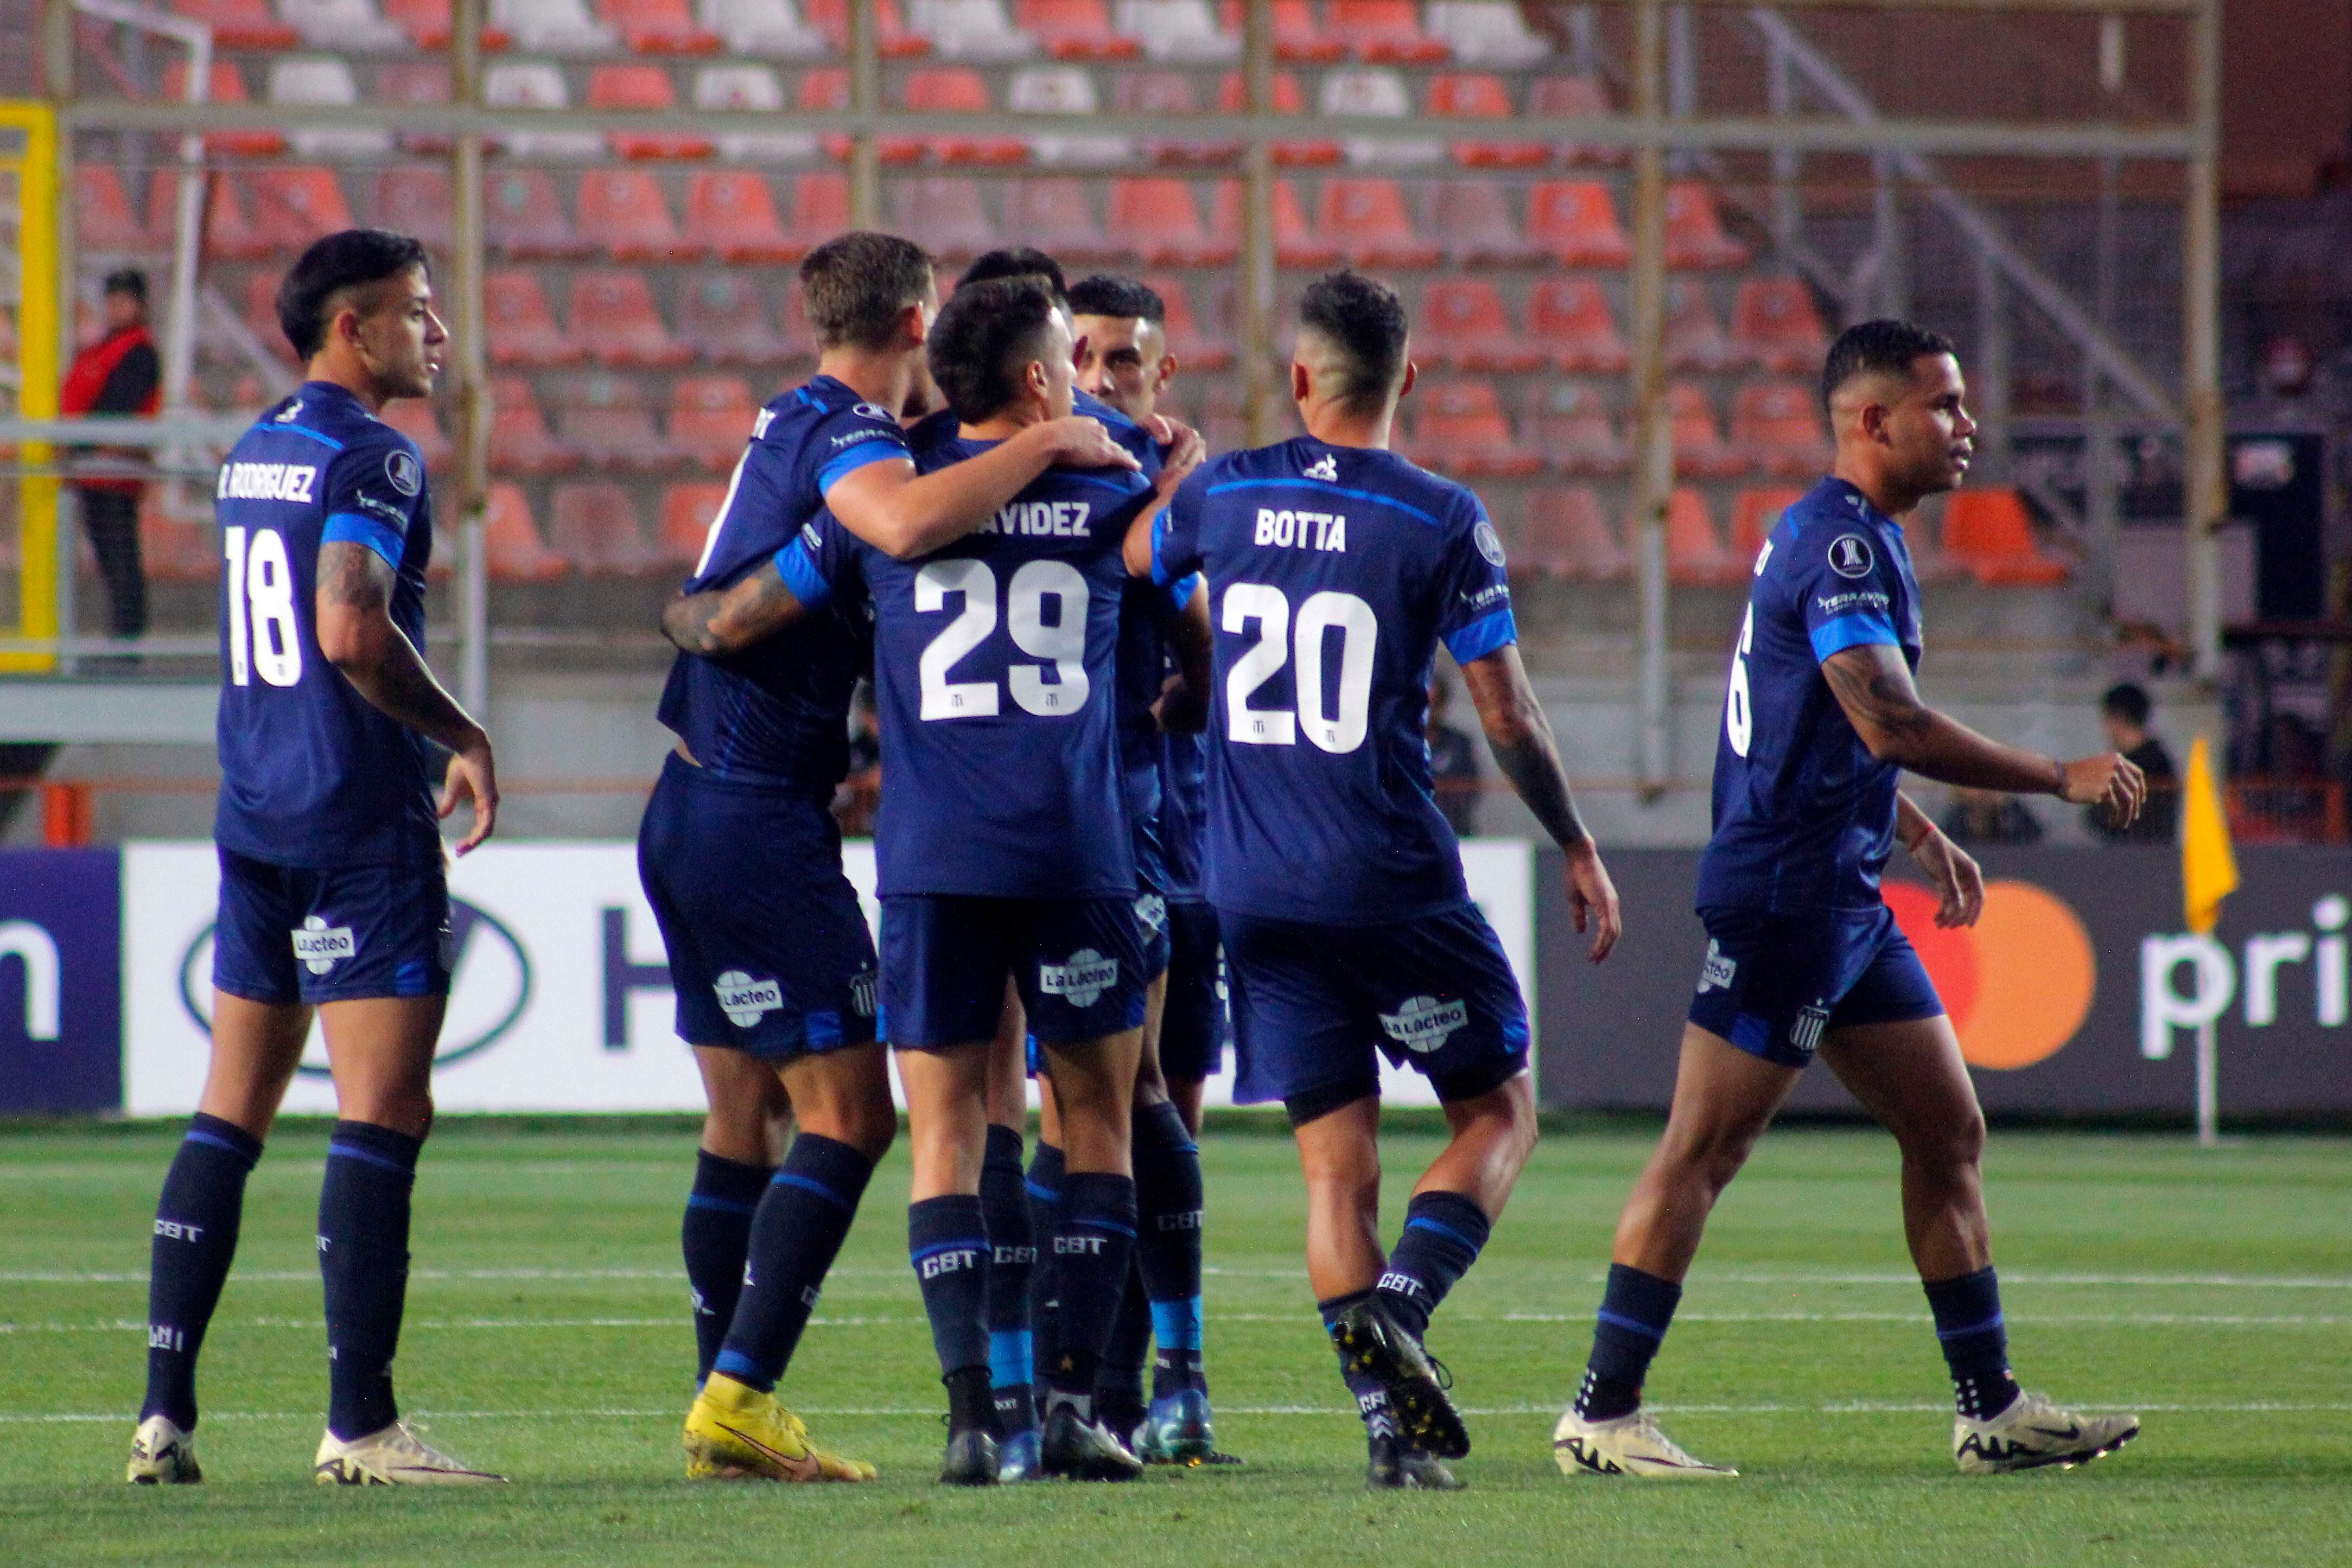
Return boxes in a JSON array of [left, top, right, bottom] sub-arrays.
[[2182, 734, 2239, 936]]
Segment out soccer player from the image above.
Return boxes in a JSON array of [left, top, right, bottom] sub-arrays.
[[1147, 271, 1622, 1490], [649, 232, 1139, 1484], [127, 231, 501, 1486], [672, 277, 1204, 1484], [1549, 320, 2146, 1480]]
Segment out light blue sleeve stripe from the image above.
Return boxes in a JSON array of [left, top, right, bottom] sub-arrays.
[[321, 511, 404, 571], [1443, 606, 1518, 665], [1809, 612, 1900, 662], [1166, 571, 1200, 613], [815, 438, 908, 495], [1148, 511, 1177, 587], [772, 539, 832, 609]]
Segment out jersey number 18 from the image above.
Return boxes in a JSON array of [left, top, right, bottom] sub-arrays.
[[223, 526, 304, 688]]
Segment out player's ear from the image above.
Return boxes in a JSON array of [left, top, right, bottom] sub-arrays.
[[1399, 360, 1418, 398], [900, 301, 930, 348], [1289, 358, 1311, 404], [1155, 354, 1178, 393]]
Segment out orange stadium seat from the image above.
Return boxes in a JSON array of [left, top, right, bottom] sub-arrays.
[[1521, 487, 1629, 581], [780, 279, 820, 360], [1526, 180, 1630, 268], [249, 168, 357, 254], [1218, 72, 1342, 166], [1210, 180, 1338, 269], [486, 272, 584, 366], [1670, 381, 1751, 480], [569, 270, 694, 366], [660, 482, 734, 563], [1666, 181, 1751, 269], [1729, 485, 1806, 559], [1430, 180, 1540, 268], [601, 0, 721, 52], [1428, 73, 1546, 168], [171, 0, 299, 49], [161, 61, 287, 158], [1003, 179, 1118, 262], [576, 169, 698, 262], [1118, 72, 1237, 166], [1412, 381, 1540, 478], [1526, 380, 1627, 477], [1143, 275, 1233, 370], [1219, 0, 1342, 62], [684, 170, 801, 262], [787, 171, 854, 250], [1530, 74, 1623, 166], [487, 375, 582, 473], [1110, 179, 1233, 267], [1417, 281, 1540, 373], [237, 272, 298, 362], [485, 168, 590, 258], [556, 374, 691, 471], [590, 65, 717, 158], [678, 271, 799, 364], [196, 175, 270, 263], [373, 165, 454, 252], [378, 398, 455, 473], [1330, 0, 1447, 63], [1940, 489, 2070, 585], [1318, 179, 1441, 269], [1528, 278, 1628, 373], [377, 62, 454, 154], [905, 69, 1029, 165], [668, 376, 758, 469], [1667, 487, 1744, 585], [76, 168, 148, 255], [892, 177, 999, 260], [1732, 380, 1830, 480], [804, 0, 930, 55], [551, 482, 668, 575], [795, 68, 867, 164], [1731, 277, 1830, 375], [484, 483, 571, 582], [1019, 0, 1139, 58], [1664, 279, 1742, 373]]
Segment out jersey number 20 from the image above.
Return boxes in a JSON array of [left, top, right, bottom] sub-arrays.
[[223, 526, 303, 688], [1223, 583, 1377, 754], [916, 558, 1090, 719]]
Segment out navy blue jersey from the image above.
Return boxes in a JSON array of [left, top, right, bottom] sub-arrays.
[[782, 434, 1159, 899], [656, 375, 906, 792], [1693, 476, 1925, 914], [213, 381, 439, 869], [1150, 437, 1518, 925], [1159, 725, 1207, 899], [906, 389, 1156, 471], [1114, 575, 1199, 824]]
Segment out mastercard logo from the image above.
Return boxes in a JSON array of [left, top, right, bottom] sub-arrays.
[[1881, 879, 2097, 1070]]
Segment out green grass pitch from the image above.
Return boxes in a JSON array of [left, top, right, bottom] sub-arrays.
[[2, 1118, 2347, 1564]]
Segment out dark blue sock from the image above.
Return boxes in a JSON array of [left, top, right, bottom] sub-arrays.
[[1025, 1142, 1064, 1393], [1574, 1263, 1682, 1422], [682, 1149, 771, 1385], [1319, 1290, 1397, 1439], [319, 1120, 422, 1442], [1377, 1189, 1491, 1341], [1096, 1255, 1150, 1431], [910, 1195, 991, 1379], [713, 1134, 875, 1392], [142, 1113, 262, 1429], [979, 1123, 1038, 1435], [1924, 1266, 2021, 1420], [1045, 1171, 1137, 1414], [1133, 1099, 1206, 1399]]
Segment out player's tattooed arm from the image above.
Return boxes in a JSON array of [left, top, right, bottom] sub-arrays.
[[660, 560, 808, 656], [1461, 644, 1622, 961], [1822, 643, 2146, 824], [1897, 791, 1984, 929], [828, 416, 1140, 560], [314, 540, 498, 853]]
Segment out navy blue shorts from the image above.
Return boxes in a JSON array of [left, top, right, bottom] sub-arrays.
[[1133, 806, 1172, 983], [1158, 900, 1226, 1083], [1686, 902, 1944, 1068], [212, 845, 451, 1006], [637, 754, 879, 1058], [881, 894, 1147, 1049], [1222, 900, 1530, 1117]]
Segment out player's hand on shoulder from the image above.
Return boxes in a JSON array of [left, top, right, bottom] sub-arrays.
[[1563, 839, 1622, 963], [1039, 415, 1141, 471], [1155, 423, 1207, 492], [1908, 825, 1984, 928], [2058, 751, 2146, 825], [1153, 672, 1207, 735], [440, 728, 498, 856]]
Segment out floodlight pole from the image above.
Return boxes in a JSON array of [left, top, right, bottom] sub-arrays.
[[2182, 0, 2223, 681], [451, 0, 490, 718], [849, 0, 879, 228], [1240, 0, 1279, 447], [1630, 0, 1673, 800]]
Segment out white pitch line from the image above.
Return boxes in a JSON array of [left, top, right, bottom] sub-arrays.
[[10, 1266, 2350, 1287]]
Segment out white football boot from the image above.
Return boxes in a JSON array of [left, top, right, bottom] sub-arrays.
[[1953, 1391, 2139, 1474], [315, 1420, 507, 1485], [126, 1414, 202, 1484], [1553, 1406, 1737, 1478]]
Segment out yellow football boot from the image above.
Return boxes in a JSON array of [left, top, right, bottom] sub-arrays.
[[683, 1373, 877, 1483]]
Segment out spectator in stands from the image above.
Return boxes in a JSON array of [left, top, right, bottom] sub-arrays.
[[60, 269, 162, 648], [2089, 683, 2178, 843], [1427, 668, 1480, 837], [1940, 786, 2043, 846], [834, 680, 881, 836]]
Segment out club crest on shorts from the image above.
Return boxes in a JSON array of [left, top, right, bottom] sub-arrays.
[[714, 969, 784, 1029], [1039, 949, 1120, 1009], [1696, 939, 1737, 994], [1134, 891, 1168, 936], [1827, 533, 1875, 579], [1380, 995, 1467, 1054], [291, 916, 354, 976], [1789, 1002, 1830, 1056]]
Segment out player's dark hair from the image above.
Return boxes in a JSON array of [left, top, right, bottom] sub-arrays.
[[800, 231, 934, 353], [102, 267, 148, 304], [1067, 273, 1164, 326], [2101, 681, 2153, 727], [1298, 270, 1409, 412], [276, 230, 430, 362], [959, 247, 1067, 300], [928, 276, 1059, 424], [1821, 318, 1959, 412]]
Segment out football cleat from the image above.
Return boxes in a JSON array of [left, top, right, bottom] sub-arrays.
[[1328, 1299, 1469, 1460], [126, 1414, 201, 1484], [996, 1425, 1043, 1482], [683, 1373, 876, 1483], [1953, 1390, 2139, 1474], [1039, 1400, 1143, 1482], [940, 1426, 1001, 1487], [314, 1420, 506, 1485], [1552, 1406, 1737, 1478], [1367, 1433, 1463, 1490], [1135, 1388, 1239, 1467]]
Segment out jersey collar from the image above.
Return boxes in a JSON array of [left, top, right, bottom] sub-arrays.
[[1814, 475, 1903, 534]]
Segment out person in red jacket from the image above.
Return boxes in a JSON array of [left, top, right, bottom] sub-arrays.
[[60, 269, 162, 642]]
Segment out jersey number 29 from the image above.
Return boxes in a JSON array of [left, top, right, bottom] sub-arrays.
[[223, 526, 303, 688], [1223, 583, 1377, 754], [916, 558, 1090, 719]]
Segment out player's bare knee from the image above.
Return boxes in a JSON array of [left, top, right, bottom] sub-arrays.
[[1897, 1106, 1985, 1182]]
